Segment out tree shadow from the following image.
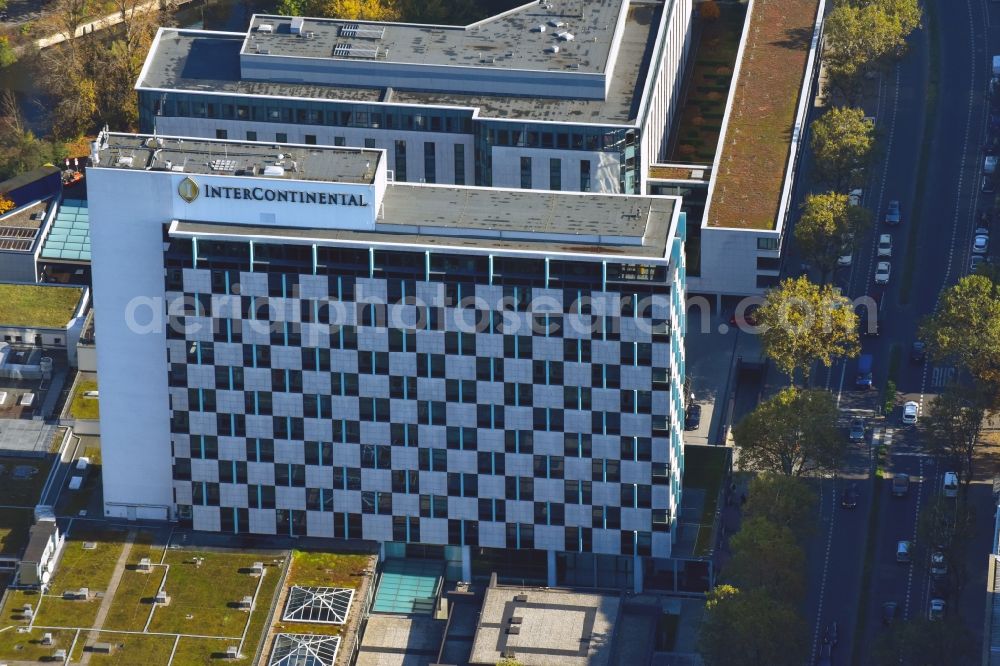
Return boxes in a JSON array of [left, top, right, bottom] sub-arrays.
[[771, 26, 813, 51]]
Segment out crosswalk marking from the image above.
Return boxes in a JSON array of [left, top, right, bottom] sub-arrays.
[[930, 366, 956, 388]]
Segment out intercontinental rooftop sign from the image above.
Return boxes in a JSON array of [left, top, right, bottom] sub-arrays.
[[177, 176, 369, 207]]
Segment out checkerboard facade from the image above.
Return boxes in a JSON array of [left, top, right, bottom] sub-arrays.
[[164, 240, 683, 559]]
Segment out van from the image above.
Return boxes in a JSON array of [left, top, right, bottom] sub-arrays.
[[896, 540, 912, 563], [856, 354, 874, 388], [943, 472, 958, 498]]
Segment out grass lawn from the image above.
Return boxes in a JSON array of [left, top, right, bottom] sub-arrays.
[[101, 531, 165, 631], [670, 5, 747, 163], [172, 636, 240, 664], [148, 550, 275, 638], [34, 524, 130, 629], [0, 627, 77, 662], [0, 283, 82, 328], [69, 631, 175, 665], [70, 380, 99, 420], [269, 551, 373, 638], [0, 508, 33, 557], [240, 557, 285, 662], [0, 457, 53, 506], [708, 0, 821, 230], [684, 446, 730, 557]]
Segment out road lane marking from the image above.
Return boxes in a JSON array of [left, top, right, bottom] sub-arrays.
[[810, 477, 838, 662], [904, 457, 925, 620]]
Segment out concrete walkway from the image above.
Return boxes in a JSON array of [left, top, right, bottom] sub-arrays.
[[79, 528, 136, 664]]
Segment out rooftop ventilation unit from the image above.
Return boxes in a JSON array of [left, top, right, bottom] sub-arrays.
[[257, 23, 273, 33], [116, 155, 133, 167], [557, 31, 575, 41], [290, 17, 304, 34], [263, 165, 286, 177], [333, 43, 352, 57], [532, 24, 546, 32], [210, 159, 238, 172], [549, 20, 565, 28], [546, 45, 560, 54]]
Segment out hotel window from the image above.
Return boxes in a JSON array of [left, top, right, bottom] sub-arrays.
[[215, 129, 227, 140], [520, 156, 532, 189], [276, 133, 287, 143], [549, 158, 561, 191], [424, 142, 436, 183], [454, 144, 466, 185], [305, 134, 317, 145], [365, 138, 376, 148], [580, 160, 591, 192], [394, 140, 407, 181], [246, 131, 257, 142], [334, 136, 345, 146]]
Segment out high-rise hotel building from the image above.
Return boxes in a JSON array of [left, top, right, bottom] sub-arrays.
[[88, 131, 686, 589]]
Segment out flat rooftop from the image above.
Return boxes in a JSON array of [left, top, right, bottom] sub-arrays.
[[172, 184, 677, 258], [707, 0, 821, 229], [138, 1, 661, 124], [0, 283, 83, 328], [95, 133, 381, 184], [245, 1, 621, 74], [468, 587, 620, 666], [0, 199, 50, 253]]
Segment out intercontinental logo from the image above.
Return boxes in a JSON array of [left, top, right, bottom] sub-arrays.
[[177, 177, 199, 203], [175, 176, 368, 207]]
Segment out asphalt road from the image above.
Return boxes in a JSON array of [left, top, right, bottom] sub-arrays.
[[785, 0, 1000, 662]]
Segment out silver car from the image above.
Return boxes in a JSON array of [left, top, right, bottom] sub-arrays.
[[877, 234, 892, 257], [875, 261, 891, 284]]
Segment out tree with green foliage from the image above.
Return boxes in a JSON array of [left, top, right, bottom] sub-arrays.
[[917, 496, 976, 607], [923, 384, 988, 492], [795, 191, 871, 282], [823, 0, 921, 102], [724, 516, 805, 604], [0, 91, 67, 181], [276, 0, 401, 20], [871, 617, 974, 665], [756, 276, 860, 383], [698, 585, 807, 666], [0, 37, 16, 69], [921, 274, 1000, 390], [744, 473, 817, 539], [810, 107, 875, 189], [733, 388, 846, 476]]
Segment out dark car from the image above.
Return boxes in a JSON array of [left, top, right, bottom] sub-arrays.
[[841, 484, 858, 509], [882, 601, 898, 625], [817, 641, 833, 666], [910, 341, 927, 363], [684, 404, 702, 431]]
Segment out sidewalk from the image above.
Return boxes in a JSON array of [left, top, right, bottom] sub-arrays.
[[78, 528, 136, 664]]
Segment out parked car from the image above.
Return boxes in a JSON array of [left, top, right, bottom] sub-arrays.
[[974, 234, 989, 254], [841, 484, 859, 509], [848, 189, 863, 207], [684, 404, 702, 431], [875, 261, 891, 284], [902, 400, 919, 425], [971, 255, 989, 272], [882, 601, 898, 626], [910, 340, 927, 363], [877, 234, 893, 257], [943, 471, 959, 498], [837, 250, 853, 267], [885, 200, 901, 225], [896, 540, 912, 563], [849, 419, 865, 442], [929, 598, 946, 621]]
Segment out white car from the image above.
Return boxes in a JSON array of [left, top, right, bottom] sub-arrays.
[[838, 251, 853, 267], [848, 189, 863, 207], [878, 234, 892, 257], [875, 261, 891, 284], [974, 234, 989, 254], [902, 400, 919, 425], [929, 598, 946, 621]]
